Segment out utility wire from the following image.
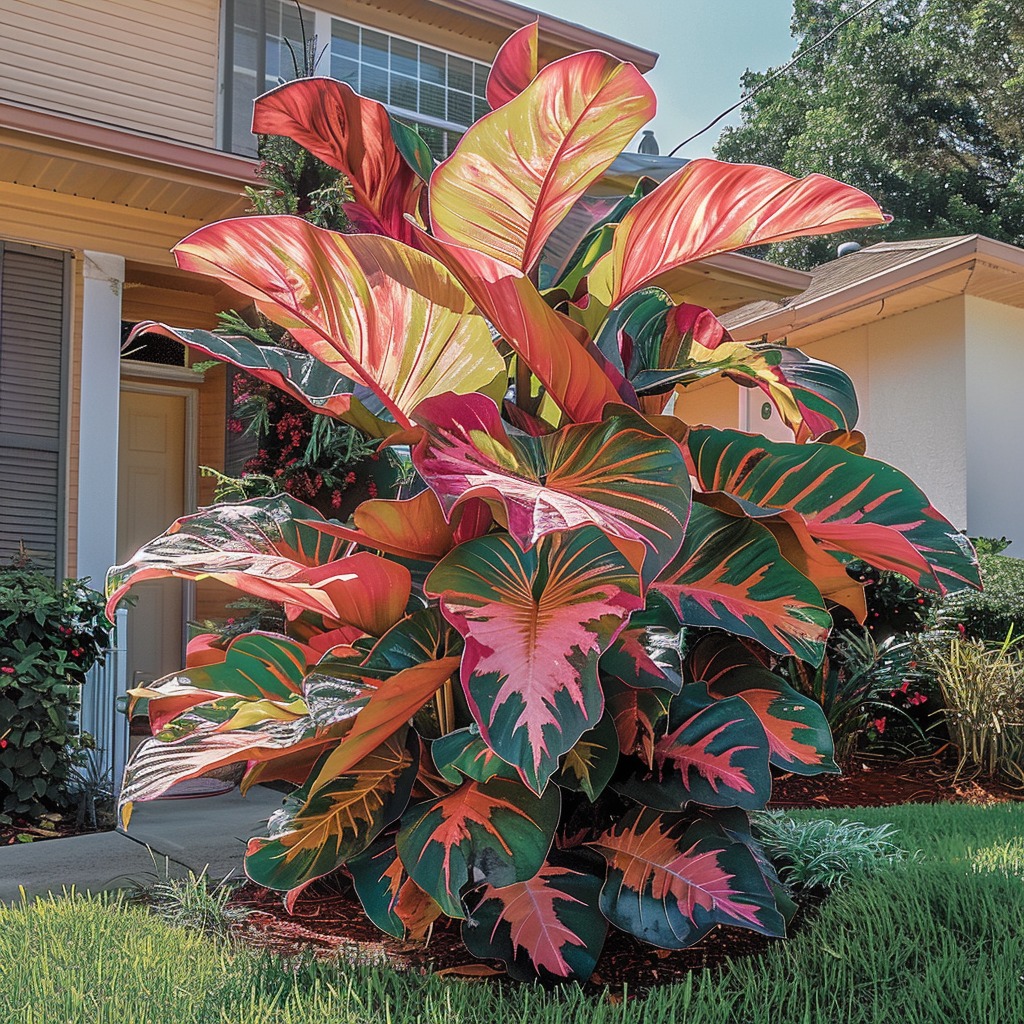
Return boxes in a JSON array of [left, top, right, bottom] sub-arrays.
[[667, 0, 890, 157]]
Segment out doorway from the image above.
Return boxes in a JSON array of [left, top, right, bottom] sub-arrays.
[[116, 380, 196, 687]]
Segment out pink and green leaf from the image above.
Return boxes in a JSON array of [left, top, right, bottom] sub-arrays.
[[556, 712, 619, 801], [172, 216, 504, 428], [614, 684, 771, 811], [689, 634, 838, 775], [463, 863, 608, 982], [653, 502, 831, 665], [430, 50, 655, 271], [686, 427, 981, 595], [427, 529, 642, 793], [599, 593, 684, 694], [244, 735, 418, 897], [431, 728, 520, 786], [590, 159, 891, 306], [592, 807, 785, 948], [396, 777, 559, 917], [604, 676, 672, 769], [105, 496, 411, 633], [413, 393, 690, 582], [348, 829, 443, 939]]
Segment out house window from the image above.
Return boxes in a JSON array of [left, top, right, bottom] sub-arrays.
[[328, 19, 490, 160], [222, 0, 306, 157], [0, 242, 68, 576], [221, 2, 491, 160]]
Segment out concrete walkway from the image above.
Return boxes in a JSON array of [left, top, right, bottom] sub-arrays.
[[0, 786, 284, 903]]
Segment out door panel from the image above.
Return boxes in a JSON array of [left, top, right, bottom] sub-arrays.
[[117, 388, 188, 686]]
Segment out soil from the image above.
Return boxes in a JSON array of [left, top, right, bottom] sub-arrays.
[[227, 752, 1024, 990], [0, 811, 113, 846]]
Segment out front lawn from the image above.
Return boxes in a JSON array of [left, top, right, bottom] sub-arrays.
[[3, 803, 1022, 1023]]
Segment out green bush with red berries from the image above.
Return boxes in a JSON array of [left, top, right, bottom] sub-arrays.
[[0, 567, 112, 825]]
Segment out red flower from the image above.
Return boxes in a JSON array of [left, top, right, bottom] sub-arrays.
[[909, 692, 927, 706], [1, 666, 14, 675], [872, 717, 886, 735], [0, 738, 7, 749]]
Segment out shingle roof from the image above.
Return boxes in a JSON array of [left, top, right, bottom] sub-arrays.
[[720, 236, 976, 329]]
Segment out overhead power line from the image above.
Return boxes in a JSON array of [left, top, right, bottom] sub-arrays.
[[667, 0, 890, 157]]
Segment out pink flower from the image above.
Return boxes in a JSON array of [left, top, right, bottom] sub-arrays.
[[872, 717, 887, 735]]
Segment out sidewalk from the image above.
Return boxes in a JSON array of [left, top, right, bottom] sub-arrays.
[[0, 786, 284, 903]]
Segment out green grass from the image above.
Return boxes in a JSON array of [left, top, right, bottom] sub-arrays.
[[3, 803, 1024, 1023]]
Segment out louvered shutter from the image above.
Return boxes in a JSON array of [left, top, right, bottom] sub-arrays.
[[0, 242, 69, 576]]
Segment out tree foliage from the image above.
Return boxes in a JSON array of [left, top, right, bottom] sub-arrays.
[[715, 0, 1024, 267]]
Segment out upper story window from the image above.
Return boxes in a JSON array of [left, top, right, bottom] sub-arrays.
[[222, 1, 491, 160]]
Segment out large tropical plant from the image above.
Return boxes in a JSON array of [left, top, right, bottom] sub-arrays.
[[108, 23, 979, 982]]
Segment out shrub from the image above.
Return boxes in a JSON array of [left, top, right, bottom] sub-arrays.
[[922, 630, 1024, 782], [0, 568, 112, 824], [104, 25, 979, 982], [751, 811, 909, 890], [934, 553, 1024, 642]]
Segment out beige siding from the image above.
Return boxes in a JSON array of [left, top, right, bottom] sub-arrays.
[[0, 0, 220, 148]]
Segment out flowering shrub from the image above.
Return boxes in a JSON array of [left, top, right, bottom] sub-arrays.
[[0, 568, 111, 824], [108, 25, 979, 981]]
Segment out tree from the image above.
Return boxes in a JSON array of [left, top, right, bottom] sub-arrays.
[[106, 24, 979, 982], [715, 0, 1024, 268]]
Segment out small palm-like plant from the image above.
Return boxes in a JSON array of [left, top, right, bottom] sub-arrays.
[[107, 24, 979, 981]]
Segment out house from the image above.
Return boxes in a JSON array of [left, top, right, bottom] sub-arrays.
[[685, 235, 1024, 553], [0, 0, 812, 773]]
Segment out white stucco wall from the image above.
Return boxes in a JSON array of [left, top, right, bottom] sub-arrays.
[[964, 296, 1024, 550], [675, 298, 970, 532]]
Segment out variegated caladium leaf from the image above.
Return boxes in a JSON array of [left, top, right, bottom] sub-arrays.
[[588, 158, 890, 307], [252, 78, 423, 245], [118, 713, 334, 827], [348, 829, 443, 940], [614, 683, 771, 811], [689, 634, 838, 776], [430, 49, 655, 272], [431, 728, 520, 786], [129, 631, 315, 734], [604, 677, 673, 770], [105, 495, 412, 634], [396, 776, 560, 918], [599, 592, 684, 694], [303, 609, 464, 790], [413, 393, 690, 583], [592, 806, 786, 949], [172, 217, 505, 427], [129, 323, 395, 438], [685, 427, 981, 595], [463, 862, 608, 982], [244, 734, 418, 900], [652, 502, 831, 666], [427, 529, 643, 794], [556, 712, 619, 801]]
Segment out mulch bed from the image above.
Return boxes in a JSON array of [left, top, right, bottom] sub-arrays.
[[227, 752, 1023, 989], [0, 813, 111, 847]]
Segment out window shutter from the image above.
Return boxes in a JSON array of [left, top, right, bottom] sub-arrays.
[[0, 243, 68, 575]]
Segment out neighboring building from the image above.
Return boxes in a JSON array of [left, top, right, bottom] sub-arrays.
[[688, 235, 1024, 552], [0, 1, 809, 764]]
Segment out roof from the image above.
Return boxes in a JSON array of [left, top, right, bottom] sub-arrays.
[[721, 235, 1024, 342]]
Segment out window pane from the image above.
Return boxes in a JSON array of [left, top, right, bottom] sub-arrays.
[[391, 37, 418, 78], [474, 63, 489, 98], [447, 90, 473, 126], [331, 55, 359, 88], [332, 21, 359, 60], [391, 74, 417, 112], [362, 64, 389, 102], [232, 69, 258, 156], [420, 47, 445, 85], [234, 25, 258, 71], [473, 95, 491, 123], [448, 55, 473, 93], [361, 28, 389, 68], [419, 81, 445, 120]]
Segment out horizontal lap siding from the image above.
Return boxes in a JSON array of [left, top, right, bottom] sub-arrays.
[[0, 0, 221, 148]]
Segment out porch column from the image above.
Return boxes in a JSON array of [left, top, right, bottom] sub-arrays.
[[77, 250, 124, 589], [77, 250, 126, 787]]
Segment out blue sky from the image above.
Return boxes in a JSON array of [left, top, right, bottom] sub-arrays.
[[528, 1, 797, 157]]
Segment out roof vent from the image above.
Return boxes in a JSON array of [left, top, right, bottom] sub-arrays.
[[837, 241, 862, 258], [638, 130, 659, 155]]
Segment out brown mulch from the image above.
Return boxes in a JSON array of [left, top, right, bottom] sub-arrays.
[[0, 813, 111, 846], [227, 753, 1023, 988]]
